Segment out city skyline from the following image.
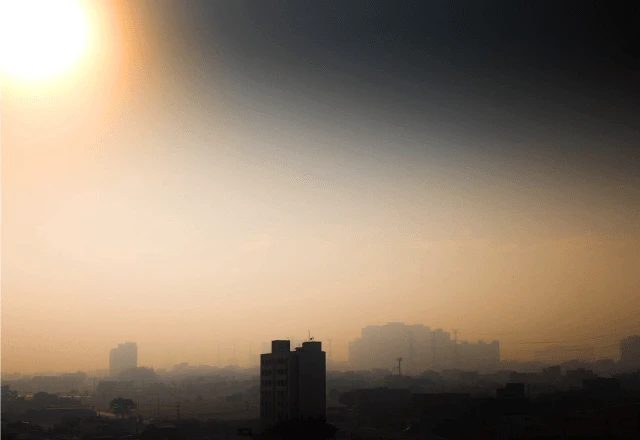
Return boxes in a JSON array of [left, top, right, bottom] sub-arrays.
[[3, 327, 639, 376]]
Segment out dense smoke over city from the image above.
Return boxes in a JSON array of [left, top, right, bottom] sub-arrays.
[[2, 1, 640, 438]]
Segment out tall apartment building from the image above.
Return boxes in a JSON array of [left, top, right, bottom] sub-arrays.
[[260, 340, 326, 430], [109, 342, 138, 378]]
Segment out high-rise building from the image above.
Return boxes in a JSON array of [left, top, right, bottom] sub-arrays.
[[109, 342, 138, 378], [260, 340, 326, 430]]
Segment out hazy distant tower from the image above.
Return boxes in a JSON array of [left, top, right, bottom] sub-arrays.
[[109, 342, 138, 377]]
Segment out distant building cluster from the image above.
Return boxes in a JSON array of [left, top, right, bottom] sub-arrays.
[[348, 322, 500, 373], [109, 342, 137, 378]]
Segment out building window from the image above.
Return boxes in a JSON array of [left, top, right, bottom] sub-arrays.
[[276, 368, 287, 375]]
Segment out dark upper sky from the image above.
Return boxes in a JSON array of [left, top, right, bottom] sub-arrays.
[[133, 0, 640, 178]]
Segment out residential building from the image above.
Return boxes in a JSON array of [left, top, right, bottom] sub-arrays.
[[260, 340, 326, 430]]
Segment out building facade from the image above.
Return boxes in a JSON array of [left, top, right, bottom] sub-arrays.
[[260, 340, 326, 430], [109, 342, 138, 378]]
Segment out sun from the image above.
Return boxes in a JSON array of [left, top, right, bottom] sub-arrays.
[[0, 0, 91, 81]]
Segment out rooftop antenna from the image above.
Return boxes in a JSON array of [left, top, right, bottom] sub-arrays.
[[308, 330, 314, 342], [396, 357, 403, 376]]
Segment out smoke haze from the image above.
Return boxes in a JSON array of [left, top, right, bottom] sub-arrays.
[[2, 1, 639, 373]]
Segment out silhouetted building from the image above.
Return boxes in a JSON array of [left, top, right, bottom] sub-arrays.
[[431, 328, 454, 368], [593, 358, 617, 376], [109, 342, 137, 378], [348, 387, 412, 429], [566, 368, 596, 388], [620, 335, 640, 371], [260, 340, 326, 430], [457, 339, 500, 370], [583, 377, 620, 395], [30, 376, 60, 392], [497, 383, 526, 399], [542, 365, 562, 379]]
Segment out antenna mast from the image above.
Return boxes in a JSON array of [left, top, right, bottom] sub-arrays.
[[396, 357, 403, 376]]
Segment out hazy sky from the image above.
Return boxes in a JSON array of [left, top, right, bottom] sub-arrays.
[[2, 1, 640, 373]]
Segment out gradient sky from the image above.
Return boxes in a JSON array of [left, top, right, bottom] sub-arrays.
[[2, 0, 640, 373]]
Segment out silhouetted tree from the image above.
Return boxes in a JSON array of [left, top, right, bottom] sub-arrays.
[[109, 397, 136, 418]]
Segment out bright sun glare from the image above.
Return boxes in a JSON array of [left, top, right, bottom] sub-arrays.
[[0, 0, 90, 81]]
